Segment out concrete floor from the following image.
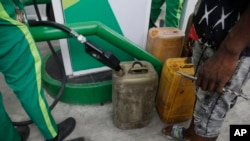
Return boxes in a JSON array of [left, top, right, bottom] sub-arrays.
[[1, 41, 250, 141]]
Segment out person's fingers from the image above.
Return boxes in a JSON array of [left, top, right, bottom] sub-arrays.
[[207, 82, 217, 92], [196, 67, 216, 91], [216, 80, 226, 93], [200, 79, 209, 91]]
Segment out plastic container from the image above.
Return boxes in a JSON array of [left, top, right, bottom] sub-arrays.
[[146, 27, 185, 63], [156, 57, 195, 124], [112, 61, 158, 129]]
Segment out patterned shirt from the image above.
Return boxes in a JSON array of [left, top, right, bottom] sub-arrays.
[[190, 0, 248, 49]]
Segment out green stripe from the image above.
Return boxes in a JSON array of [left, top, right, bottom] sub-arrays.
[[62, 0, 80, 10], [0, 3, 57, 137], [177, 0, 184, 20]]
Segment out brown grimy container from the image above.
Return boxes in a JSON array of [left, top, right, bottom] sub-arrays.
[[146, 27, 185, 63], [112, 61, 158, 129]]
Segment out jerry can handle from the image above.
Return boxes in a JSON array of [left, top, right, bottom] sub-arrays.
[[180, 64, 193, 68], [128, 61, 148, 74], [180, 57, 194, 68]]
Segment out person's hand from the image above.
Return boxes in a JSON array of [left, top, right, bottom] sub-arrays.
[[197, 3, 250, 93], [196, 51, 238, 93]]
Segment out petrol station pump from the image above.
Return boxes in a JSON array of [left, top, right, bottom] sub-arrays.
[[12, 0, 196, 140], [26, 0, 196, 105], [27, 0, 162, 105]]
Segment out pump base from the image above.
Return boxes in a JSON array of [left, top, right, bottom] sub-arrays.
[[42, 49, 112, 104]]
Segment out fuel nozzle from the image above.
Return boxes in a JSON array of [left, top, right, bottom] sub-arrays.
[[84, 41, 122, 72]]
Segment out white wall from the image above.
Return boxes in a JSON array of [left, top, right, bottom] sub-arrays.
[[109, 0, 152, 49], [180, 0, 198, 32]]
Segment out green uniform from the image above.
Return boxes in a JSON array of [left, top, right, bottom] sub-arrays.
[[0, 0, 58, 140], [150, 0, 184, 28]]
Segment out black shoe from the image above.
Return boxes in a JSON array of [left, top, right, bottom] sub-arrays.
[[66, 137, 85, 141], [47, 117, 76, 141], [16, 125, 30, 141]]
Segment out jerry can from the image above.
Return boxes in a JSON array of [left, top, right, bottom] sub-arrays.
[[112, 61, 158, 129], [146, 27, 185, 63], [156, 57, 195, 124]]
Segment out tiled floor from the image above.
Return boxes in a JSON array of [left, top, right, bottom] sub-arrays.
[[1, 41, 250, 141]]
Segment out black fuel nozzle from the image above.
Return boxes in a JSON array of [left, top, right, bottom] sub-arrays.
[[84, 41, 122, 72]]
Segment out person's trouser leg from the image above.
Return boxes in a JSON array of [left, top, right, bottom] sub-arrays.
[[0, 2, 58, 140], [192, 42, 250, 138], [150, 0, 165, 28], [165, 0, 184, 27], [0, 93, 21, 141]]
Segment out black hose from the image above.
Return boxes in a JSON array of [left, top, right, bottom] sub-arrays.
[[29, 20, 73, 35], [46, 3, 55, 21], [32, 0, 42, 21]]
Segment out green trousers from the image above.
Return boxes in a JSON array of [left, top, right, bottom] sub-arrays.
[[150, 0, 185, 28], [0, 1, 58, 140]]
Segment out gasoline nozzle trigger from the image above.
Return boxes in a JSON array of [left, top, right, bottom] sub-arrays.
[[84, 41, 122, 71], [70, 29, 122, 71]]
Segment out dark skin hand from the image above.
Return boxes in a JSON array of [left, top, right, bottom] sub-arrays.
[[196, 3, 250, 93]]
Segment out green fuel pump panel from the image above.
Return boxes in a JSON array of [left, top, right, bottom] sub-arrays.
[[30, 22, 162, 104], [26, 0, 162, 104], [61, 0, 134, 72]]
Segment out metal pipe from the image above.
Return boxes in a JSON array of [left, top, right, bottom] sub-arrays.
[[176, 71, 250, 100]]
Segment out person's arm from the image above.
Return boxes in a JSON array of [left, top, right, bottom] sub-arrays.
[[196, 3, 250, 92]]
